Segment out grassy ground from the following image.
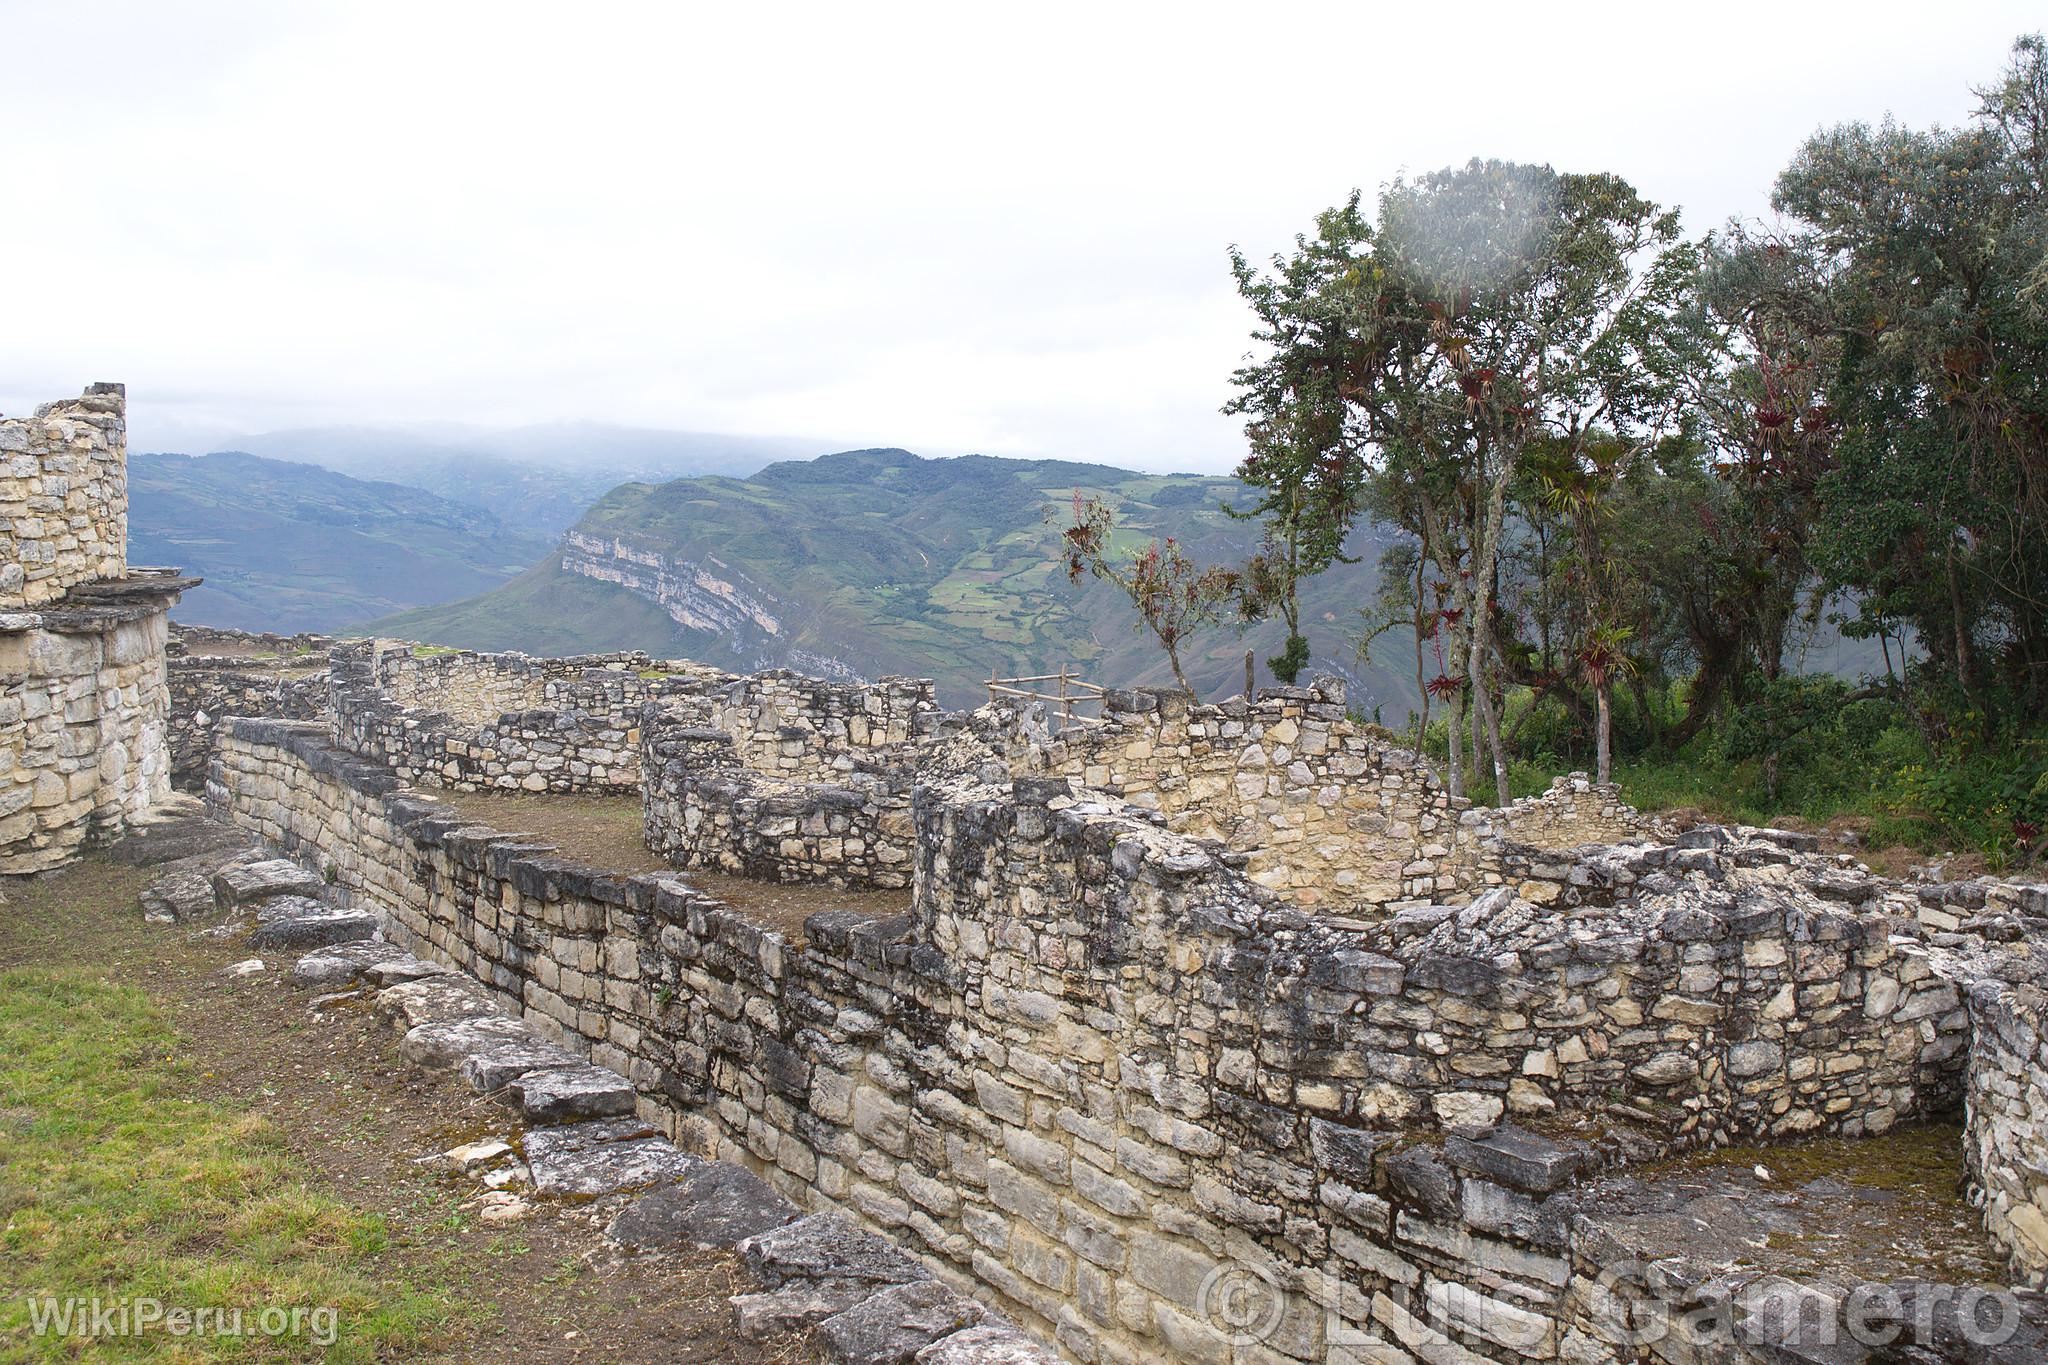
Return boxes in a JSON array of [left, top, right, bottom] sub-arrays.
[[0, 856, 798, 1363], [0, 860, 451, 1361]]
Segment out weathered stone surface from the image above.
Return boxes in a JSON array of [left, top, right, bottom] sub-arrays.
[[140, 869, 216, 923], [607, 1163, 799, 1251], [815, 1280, 993, 1364], [913, 1327, 1063, 1364], [290, 939, 414, 989], [509, 1063, 636, 1124], [1386, 1145, 1459, 1219], [362, 957, 453, 987], [398, 1015, 536, 1069], [212, 858, 324, 908], [1443, 1125, 1591, 1195], [522, 1118, 700, 1196], [456, 1040, 584, 1092], [247, 901, 378, 949], [731, 1284, 874, 1338], [739, 1212, 932, 1291], [374, 977, 501, 1031], [107, 805, 255, 867]]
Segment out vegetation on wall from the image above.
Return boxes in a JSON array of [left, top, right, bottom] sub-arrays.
[[1074, 35, 2048, 861]]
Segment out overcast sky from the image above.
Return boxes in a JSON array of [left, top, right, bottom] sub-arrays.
[[3, 1, 2040, 473]]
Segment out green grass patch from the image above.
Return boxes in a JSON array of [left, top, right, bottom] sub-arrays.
[[0, 965, 459, 1359]]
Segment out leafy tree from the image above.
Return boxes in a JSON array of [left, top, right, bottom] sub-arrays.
[[1778, 34, 2048, 727], [1061, 495, 1241, 696], [1225, 209, 1371, 684], [1229, 160, 1698, 802]]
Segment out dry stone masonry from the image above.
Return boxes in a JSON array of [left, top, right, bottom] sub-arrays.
[[2, 385, 196, 873], [165, 624, 332, 788], [201, 650, 2048, 1362], [641, 672, 938, 889], [328, 639, 724, 795]]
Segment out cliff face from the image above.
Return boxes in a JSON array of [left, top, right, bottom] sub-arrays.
[[381, 448, 1409, 710], [560, 530, 786, 641]]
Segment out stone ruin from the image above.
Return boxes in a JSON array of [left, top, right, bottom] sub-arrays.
[[1, 385, 197, 873], [163, 627, 2048, 1362]]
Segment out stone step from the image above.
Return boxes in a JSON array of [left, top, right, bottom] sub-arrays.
[[814, 1280, 995, 1365], [374, 977, 503, 1032], [521, 1117, 700, 1197], [606, 1162, 799, 1251], [291, 940, 417, 989], [457, 1040, 586, 1093], [212, 858, 325, 909], [399, 1016, 538, 1069], [141, 869, 217, 924], [912, 1327, 1062, 1364], [247, 900, 379, 949], [738, 1212, 932, 1292], [508, 1064, 637, 1124]]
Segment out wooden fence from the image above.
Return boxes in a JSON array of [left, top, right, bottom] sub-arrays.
[[986, 666, 1106, 727]]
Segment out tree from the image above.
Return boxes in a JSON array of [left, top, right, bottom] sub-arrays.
[[1061, 495, 1240, 696], [1229, 160, 1698, 804], [1776, 34, 2048, 730], [1225, 207, 1372, 684]]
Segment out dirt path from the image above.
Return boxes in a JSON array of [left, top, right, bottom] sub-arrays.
[[0, 855, 811, 1364]]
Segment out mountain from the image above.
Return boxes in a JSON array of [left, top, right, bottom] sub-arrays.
[[129, 452, 553, 632], [372, 448, 1416, 713], [218, 422, 836, 534]]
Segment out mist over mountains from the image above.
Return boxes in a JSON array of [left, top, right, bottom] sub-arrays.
[[207, 421, 838, 534]]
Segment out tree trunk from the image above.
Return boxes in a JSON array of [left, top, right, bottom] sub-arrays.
[[1595, 680, 1612, 785], [1445, 685, 1466, 799], [1164, 641, 1194, 697], [1466, 468, 1514, 809]]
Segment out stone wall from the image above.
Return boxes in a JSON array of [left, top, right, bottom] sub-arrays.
[[329, 640, 722, 794], [207, 719, 1985, 1363], [991, 680, 1655, 913], [2, 385, 191, 874], [1966, 976, 2048, 1287], [165, 625, 333, 789], [639, 673, 938, 889], [0, 383, 127, 609], [2, 609, 174, 872]]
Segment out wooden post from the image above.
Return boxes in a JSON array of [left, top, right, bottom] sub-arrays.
[[1245, 649, 1255, 701], [1059, 664, 1072, 730], [989, 666, 998, 708]]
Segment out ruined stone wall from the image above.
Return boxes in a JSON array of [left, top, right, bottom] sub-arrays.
[[208, 719, 1980, 1363], [693, 672, 937, 781], [994, 682, 1654, 913], [328, 640, 721, 794], [166, 624, 333, 659], [994, 682, 1456, 909], [0, 384, 127, 609], [638, 674, 938, 888], [164, 625, 333, 789], [2, 611, 173, 872], [1965, 977, 2048, 1287], [1, 385, 189, 874]]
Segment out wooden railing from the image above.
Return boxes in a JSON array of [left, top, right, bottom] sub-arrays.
[[986, 665, 1106, 727]]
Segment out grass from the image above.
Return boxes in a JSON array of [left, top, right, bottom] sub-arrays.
[[1406, 678, 2046, 870], [0, 926, 460, 1359]]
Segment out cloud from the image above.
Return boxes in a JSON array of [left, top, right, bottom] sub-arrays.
[[1, 0, 2036, 472]]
